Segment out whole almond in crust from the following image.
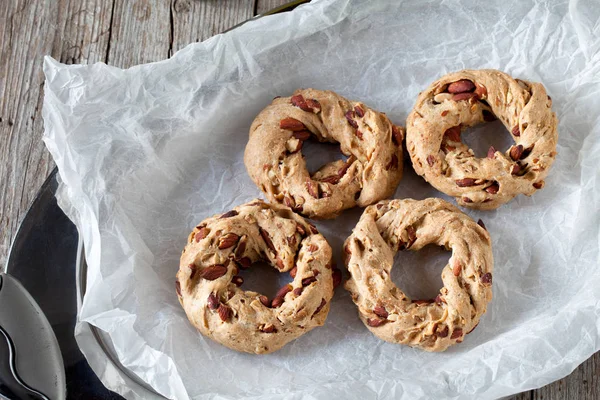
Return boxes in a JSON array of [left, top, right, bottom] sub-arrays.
[[200, 265, 228, 280], [447, 79, 475, 93], [280, 117, 307, 131], [218, 233, 240, 249]]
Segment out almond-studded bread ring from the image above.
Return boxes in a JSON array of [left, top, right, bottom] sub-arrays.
[[176, 199, 338, 354], [406, 69, 558, 210], [244, 89, 404, 219], [344, 198, 493, 352]]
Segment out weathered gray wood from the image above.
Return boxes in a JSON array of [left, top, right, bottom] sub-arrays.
[[533, 352, 599, 400], [511, 391, 532, 400], [57, 0, 115, 65], [256, 0, 297, 15], [0, 0, 597, 399], [105, 0, 171, 68], [170, 0, 255, 56]]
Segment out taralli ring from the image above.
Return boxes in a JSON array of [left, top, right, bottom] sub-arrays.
[[176, 199, 339, 354], [244, 89, 405, 219], [344, 198, 493, 351], [406, 69, 558, 209]]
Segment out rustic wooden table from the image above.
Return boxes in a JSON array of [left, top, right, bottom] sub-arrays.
[[0, 1, 597, 399]]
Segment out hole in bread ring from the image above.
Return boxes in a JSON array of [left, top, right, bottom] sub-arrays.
[[343, 198, 493, 352], [406, 69, 558, 210], [177, 199, 336, 354]]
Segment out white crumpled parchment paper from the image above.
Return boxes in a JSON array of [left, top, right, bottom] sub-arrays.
[[42, 0, 600, 398]]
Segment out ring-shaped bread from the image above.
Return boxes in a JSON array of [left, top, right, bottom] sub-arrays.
[[344, 198, 493, 351], [177, 199, 337, 354], [406, 69, 558, 209], [245, 89, 404, 219]]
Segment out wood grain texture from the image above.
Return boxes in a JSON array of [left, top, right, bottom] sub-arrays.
[[170, 0, 255, 56], [256, 0, 295, 14], [0, 0, 597, 399], [533, 356, 599, 400], [58, 0, 115, 65], [106, 0, 171, 68]]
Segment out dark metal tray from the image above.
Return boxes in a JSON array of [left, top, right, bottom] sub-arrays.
[[6, 169, 122, 399]]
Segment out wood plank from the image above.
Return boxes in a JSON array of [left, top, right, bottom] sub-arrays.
[[105, 0, 171, 68], [0, 0, 113, 270], [170, 0, 255, 56], [512, 391, 533, 400], [56, 0, 115, 65], [256, 0, 294, 15], [533, 352, 599, 400]]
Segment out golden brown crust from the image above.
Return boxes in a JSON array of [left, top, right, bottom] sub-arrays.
[[344, 198, 493, 351], [176, 199, 335, 354], [244, 89, 404, 219], [406, 69, 558, 209]]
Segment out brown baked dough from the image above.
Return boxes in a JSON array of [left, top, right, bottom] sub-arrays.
[[177, 199, 338, 354], [406, 69, 558, 209], [344, 198, 493, 351], [244, 89, 404, 219]]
